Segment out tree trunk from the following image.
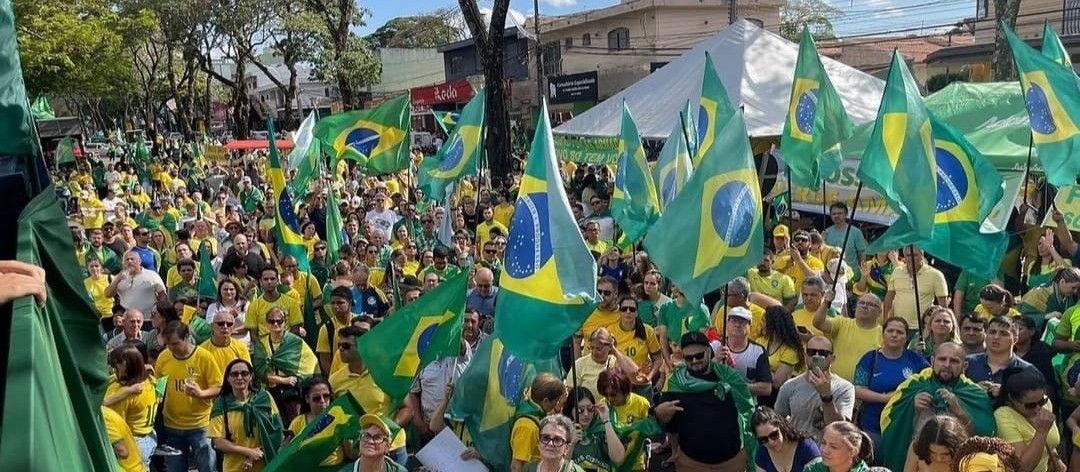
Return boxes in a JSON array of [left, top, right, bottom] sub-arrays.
[[233, 61, 250, 138], [991, 0, 1023, 80], [482, 42, 511, 178], [285, 62, 299, 129]]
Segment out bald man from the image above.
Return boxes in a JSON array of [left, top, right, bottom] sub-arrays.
[[466, 268, 498, 321]]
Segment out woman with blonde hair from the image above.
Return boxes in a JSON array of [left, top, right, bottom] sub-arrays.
[[805, 421, 874, 472], [911, 307, 961, 359]]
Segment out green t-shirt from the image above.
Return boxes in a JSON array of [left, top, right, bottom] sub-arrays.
[[658, 299, 709, 343], [954, 269, 993, 315], [637, 294, 671, 327], [571, 426, 614, 471]]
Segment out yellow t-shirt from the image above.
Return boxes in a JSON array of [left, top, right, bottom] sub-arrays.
[[565, 355, 616, 400], [199, 338, 252, 372], [994, 404, 1060, 472], [774, 253, 825, 292], [713, 303, 768, 345], [746, 268, 797, 304], [493, 203, 515, 229], [889, 264, 949, 328], [792, 306, 827, 338], [609, 393, 651, 470], [288, 414, 345, 466], [245, 294, 303, 336], [510, 404, 542, 463], [768, 343, 804, 374], [973, 304, 1022, 321], [154, 346, 225, 429], [329, 368, 406, 450], [287, 271, 323, 306], [829, 318, 883, 382], [579, 307, 621, 343], [476, 220, 508, 252], [610, 323, 661, 369], [85, 275, 115, 318], [316, 315, 352, 376], [209, 397, 280, 472], [105, 378, 159, 436], [102, 406, 148, 472]]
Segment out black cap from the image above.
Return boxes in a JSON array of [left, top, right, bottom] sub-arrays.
[[680, 331, 710, 349]]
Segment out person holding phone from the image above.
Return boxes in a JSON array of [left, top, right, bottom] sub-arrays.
[[775, 336, 855, 442]]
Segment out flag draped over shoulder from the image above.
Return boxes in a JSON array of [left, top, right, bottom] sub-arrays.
[[356, 271, 467, 402], [859, 51, 938, 252], [879, 368, 996, 472], [1004, 23, 1080, 188], [432, 110, 460, 134], [652, 107, 694, 210], [916, 119, 1007, 280], [494, 100, 598, 360], [694, 51, 735, 167], [56, 135, 75, 165], [663, 362, 757, 470], [197, 240, 217, 299], [268, 118, 311, 272], [611, 102, 660, 249], [210, 389, 284, 463], [643, 109, 763, 304], [1042, 20, 1072, 68], [781, 27, 853, 188], [448, 336, 563, 472], [0, 0, 118, 467], [312, 94, 411, 175], [419, 90, 485, 202], [263, 393, 364, 472]]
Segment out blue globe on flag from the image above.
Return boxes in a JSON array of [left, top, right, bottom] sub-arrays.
[[1025, 83, 1057, 135], [711, 181, 755, 247], [504, 193, 553, 278], [934, 146, 968, 213], [795, 89, 818, 135], [345, 127, 380, 156], [498, 349, 526, 402], [438, 136, 464, 172]]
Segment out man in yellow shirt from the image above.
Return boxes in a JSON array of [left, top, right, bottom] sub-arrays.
[[713, 276, 774, 344], [582, 220, 609, 256], [154, 322, 223, 472], [813, 291, 884, 382], [245, 266, 304, 338], [329, 326, 412, 464], [747, 249, 798, 311], [774, 230, 824, 291], [475, 206, 508, 255], [102, 406, 148, 472], [317, 286, 357, 375], [883, 245, 949, 336], [199, 310, 251, 372], [791, 276, 835, 340], [574, 277, 621, 359], [492, 191, 515, 228]]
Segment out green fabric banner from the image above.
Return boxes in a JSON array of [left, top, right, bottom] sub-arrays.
[[553, 135, 620, 164]]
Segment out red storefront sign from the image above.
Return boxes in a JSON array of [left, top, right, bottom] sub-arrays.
[[411, 79, 475, 107]]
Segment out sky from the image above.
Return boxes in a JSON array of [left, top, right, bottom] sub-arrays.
[[357, 0, 976, 38]]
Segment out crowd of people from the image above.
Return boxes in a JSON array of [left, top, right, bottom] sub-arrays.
[[57, 143, 1080, 472]]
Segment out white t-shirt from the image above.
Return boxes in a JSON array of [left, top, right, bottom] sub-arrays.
[[365, 209, 400, 241], [102, 197, 124, 220], [117, 270, 166, 316]]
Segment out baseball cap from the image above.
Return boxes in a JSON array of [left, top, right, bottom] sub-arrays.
[[359, 413, 402, 441], [680, 331, 711, 349], [727, 306, 753, 322], [773, 224, 789, 238]]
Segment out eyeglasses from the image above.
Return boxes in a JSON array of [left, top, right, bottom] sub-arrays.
[[756, 430, 781, 444], [857, 301, 881, 309], [228, 370, 252, 378], [539, 434, 568, 447], [1023, 396, 1049, 410], [214, 321, 234, 327], [619, 306, 638, 313], [576, 404, 595, 414], [806, 348, 833, 357], [360, 432, 388, 444], [590, 201, 601, 206], [267, 319, 286, 326], [684, 351, 708, 362], [598, 289, 614, 297], [310, 393, 332, 402], [495, 240, 506, 245]]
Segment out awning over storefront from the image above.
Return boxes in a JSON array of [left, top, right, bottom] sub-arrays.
[[224, 139, 294, 150]]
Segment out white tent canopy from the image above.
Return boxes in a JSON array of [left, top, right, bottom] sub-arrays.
[[554, 20, 886, 139]]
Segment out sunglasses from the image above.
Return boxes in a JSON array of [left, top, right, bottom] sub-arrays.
[[576, 404, 595, 413], [794, 237, 810, 243], [310, 393, 332, 402], [484, 249, 497, 254], [267, 319, 286, 326], [620, 305, 638, 313], [315, 247, 327, 251], [684, 351, 708, 362], [598, 289, 615, 296], [1023, 396, 1049, 410], [229, 370, 252, 378], [756, 430, 781, 444], [539, 434, 568, 447], [806, 349, 833, 357], [214, 321, 234, 327]]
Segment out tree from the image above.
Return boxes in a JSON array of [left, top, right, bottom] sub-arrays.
[[459, 0, 512, 177], [926, 71, 968, 93], [991, 0, 1023, 80], [304, 0, 380, 109], [779, 0, 844, 42], [366, 9, 465, 48]]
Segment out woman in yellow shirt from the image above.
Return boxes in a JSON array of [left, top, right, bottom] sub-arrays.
[[596, 368, 651, 471], [993, 368, 1063, 472], [103, 345, 159, 467], [301, 221, 321, 258], [611, 296, 662, 395], [210, 358, 285, 472], [85, 259, 115, 321], [975, 284, 1021, 321], [287, 378, 352, 466], [762, 306, 806, 406]]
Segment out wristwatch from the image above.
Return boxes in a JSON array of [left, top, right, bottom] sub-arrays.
[[819, 394, 834, 403]]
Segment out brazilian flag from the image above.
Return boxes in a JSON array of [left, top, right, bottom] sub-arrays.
[[1004, 22, 1080, 188], [859, 50, 937, 252], [356, 271, 467, 402], [652, 100, 695, 210], [780, 27, 853, 189], [30, 94, 54, 120], [419, 90, 485, 202], [448, 336, 563, 472], [197, 240, 217, 300], [1042, 20, 1072, 68], [313, 94, 411, 175], [880, 367, 995, 472], [611, 101, 660, 249], [911, 119, 1007, 280], [55, 136, 75, 165], [263, 393, 364, 472], [694, 51, 735, 167], [643, 109, 763, 304], [494, 100, 598, 360], [432, 110, 460, 134], [267, 118, 311, 272], [325, 184, 344, 266]]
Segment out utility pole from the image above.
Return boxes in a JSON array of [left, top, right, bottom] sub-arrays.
[[728, 0, 737, 24], [534, 0, 544, 112]]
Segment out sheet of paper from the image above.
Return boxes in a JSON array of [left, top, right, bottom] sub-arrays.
[[415, 428, 489, 472]]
